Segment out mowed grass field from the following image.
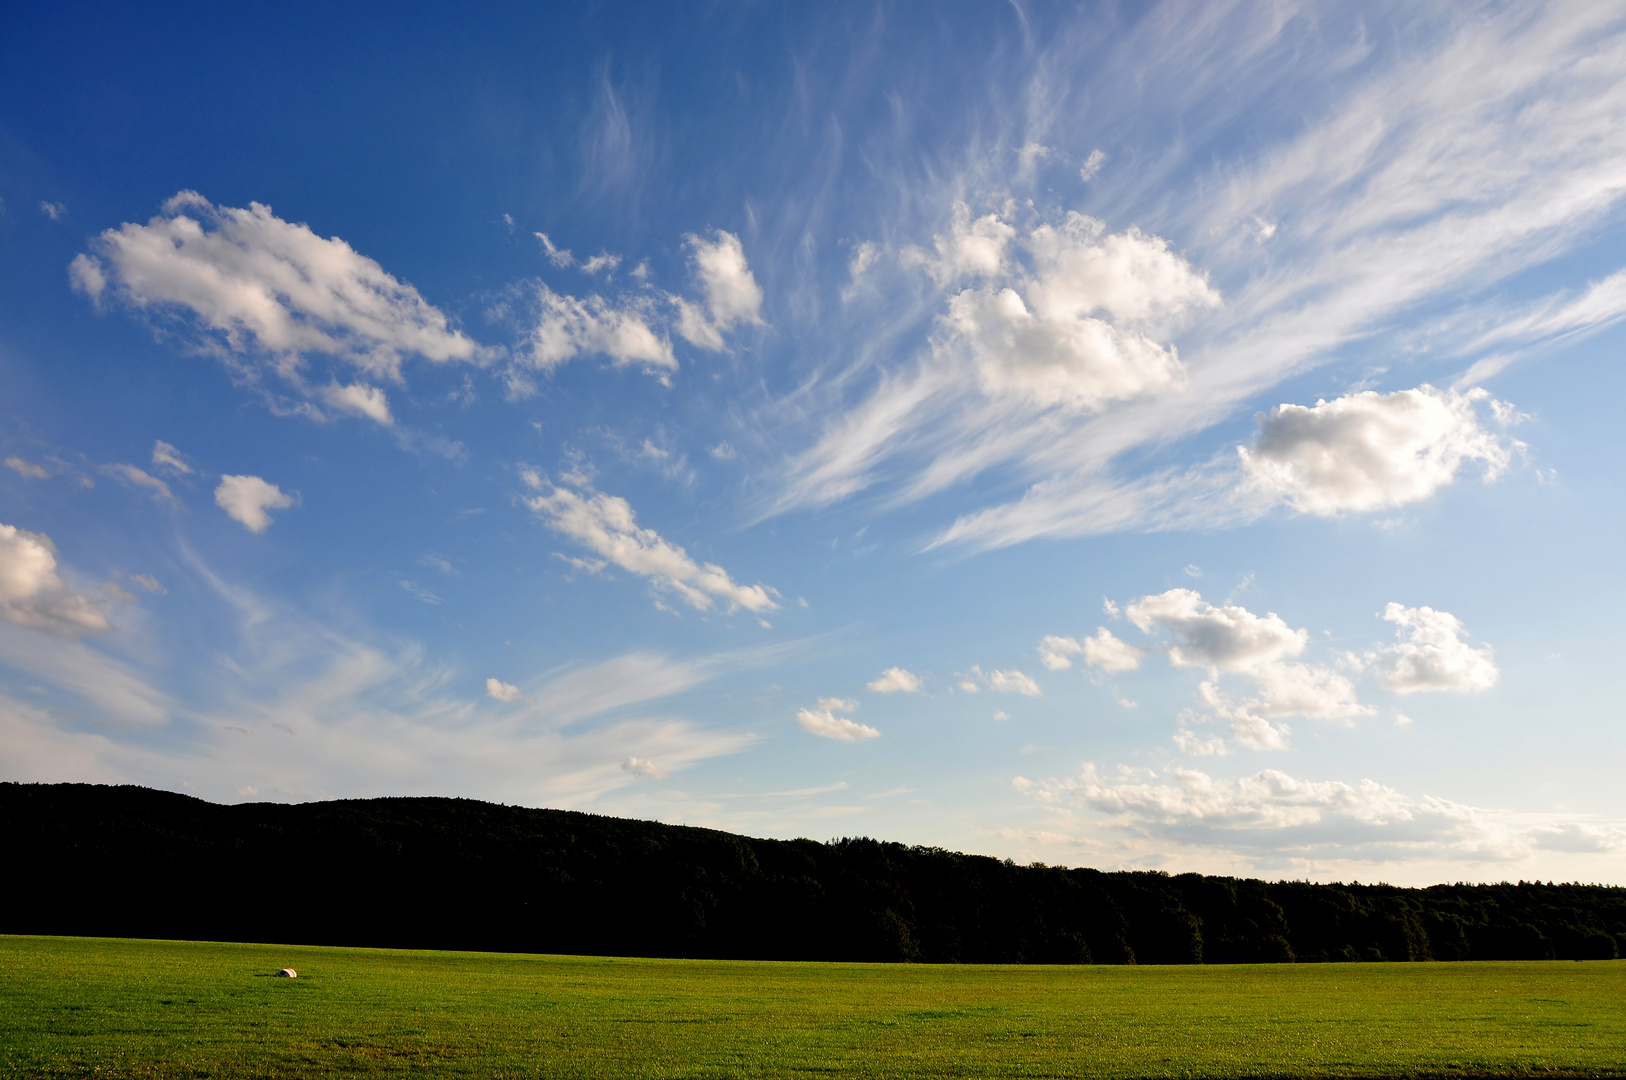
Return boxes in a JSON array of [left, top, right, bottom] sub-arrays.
[[1, 937, 1622, 1079]]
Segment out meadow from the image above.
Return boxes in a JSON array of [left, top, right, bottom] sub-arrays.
[[1, 936, 1622, 1079]]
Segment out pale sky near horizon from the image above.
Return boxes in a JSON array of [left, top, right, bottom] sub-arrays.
[[3, 1, 1625, 885]]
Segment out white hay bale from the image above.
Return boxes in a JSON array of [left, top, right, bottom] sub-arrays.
[[274, 968, 297, 978]]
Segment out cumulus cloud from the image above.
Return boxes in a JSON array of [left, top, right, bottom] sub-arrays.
[[520, 283, 676, 374], [867, 667, 922, 693], [1038, 634, 1083, 670], [622, 755, 667, 779], [1240, 386, 1514, 516], [214, 475, 295, 533], [1126, 588, 1369, 750], [70, 192, 483, 422], [1084, 627, 1145, 672], [935, 209, 1218, 411], [486, 678, 522, 702], [0, 523, 112, 637], [1127, 588, 1304, 672], [1369, 603, 1498, 694], [1009, 762, 1608, 867], [521, 471, 777, 614], [796, 702, 880, 742], [150, 441, 193, 475], [977, 666, 1040, 696]]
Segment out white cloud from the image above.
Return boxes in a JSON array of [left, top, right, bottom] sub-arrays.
[[214, 475, 295, 533], [39, 200, 66, 221], [1037, 634, 1082, 670], [72, 193, 483, 410], [848, 241, 880, 279], [993, 710, 1011, 722], [867, 666, 922, 693], [1173, 726, 1229, 757], [102, 463, 177, 506], [1040, 628, 1145, 674], [773, 204, 1217, 518], [6, 457, 50, 480], [686, 229, 764, 329], [1078, 149, 1107, 181], [1083, 627, 1145, 673], [1009, 761, 1619, 871], [581, 252, 622, 276], [130, 574, 165, 594], [1126, 588, 1370, 747], [521, 471, 777, 614], [818, 696, 859, 712], [622, 755, 667, 779], [980, 666, 1040, 696], [1240, 386, 1513, 516], [317, 382, 393, 425], [486, 678, 522, 702], [151, 440, 193, 475], [0, 523, 113, 638], [796, 705, 880, 742], [939, 210, 1218, 412], [535, 232, 573, 267], [709, 441, 738, 461], [1127, 588, 1304, 671], [1370, 603, 1498, 694], [520, 283, 676, 374]]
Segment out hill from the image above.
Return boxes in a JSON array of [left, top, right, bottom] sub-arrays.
[[3, 782, 1621, 963]]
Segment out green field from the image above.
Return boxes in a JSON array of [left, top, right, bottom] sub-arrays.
[[1, 937, 1622, 1078]]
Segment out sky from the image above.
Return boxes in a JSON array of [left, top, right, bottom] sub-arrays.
[[3, 1, 1625, 886]]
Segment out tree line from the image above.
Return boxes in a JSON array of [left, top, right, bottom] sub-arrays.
[[4, 783, 1620, 963]]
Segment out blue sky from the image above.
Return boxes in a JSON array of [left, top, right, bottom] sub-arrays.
[[4, 1, 1625, 885]]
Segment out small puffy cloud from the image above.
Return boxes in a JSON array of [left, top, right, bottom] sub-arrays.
[[867, 667, 922, 693], [1127, 588, 1305, 672], [622, 755, 668, 779], [1083, 627, 1145, 673], [1239, 386, 1513, 516], [709, 441, 738, 461], [522, 283, 676, 374], [796, 705, 880, 742], [1128, 588, 1369, 746], [72, 192, 483, 392], [39, 200, 66, 221], [979, 666, 1040, 696], [486, 677, 521, 702], [1038, 634, 1083, 670], [0, 523, 112, 637], [958, 679, 979, 693], [818, 696, 859, 712], [5, 457, 50, 480], [214, 474, 295, 533], [993, 709, 1011, 721], [102, 464, 177, 506], [1079, 149, 1107, 181], [582, 252, 622, 276], [904, 201, 1017, 285], [151, 441, 193, 475], [318, 382, 392, 425], [522, 471, 777, 614], [1370, 603, 1498, 694], [686, 229, 763, 330]]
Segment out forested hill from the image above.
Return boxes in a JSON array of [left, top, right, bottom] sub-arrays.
[[4, 783, 1622, 964]]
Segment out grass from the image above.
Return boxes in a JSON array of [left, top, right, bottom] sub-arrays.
[[1, 937, 1622, 1078]]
